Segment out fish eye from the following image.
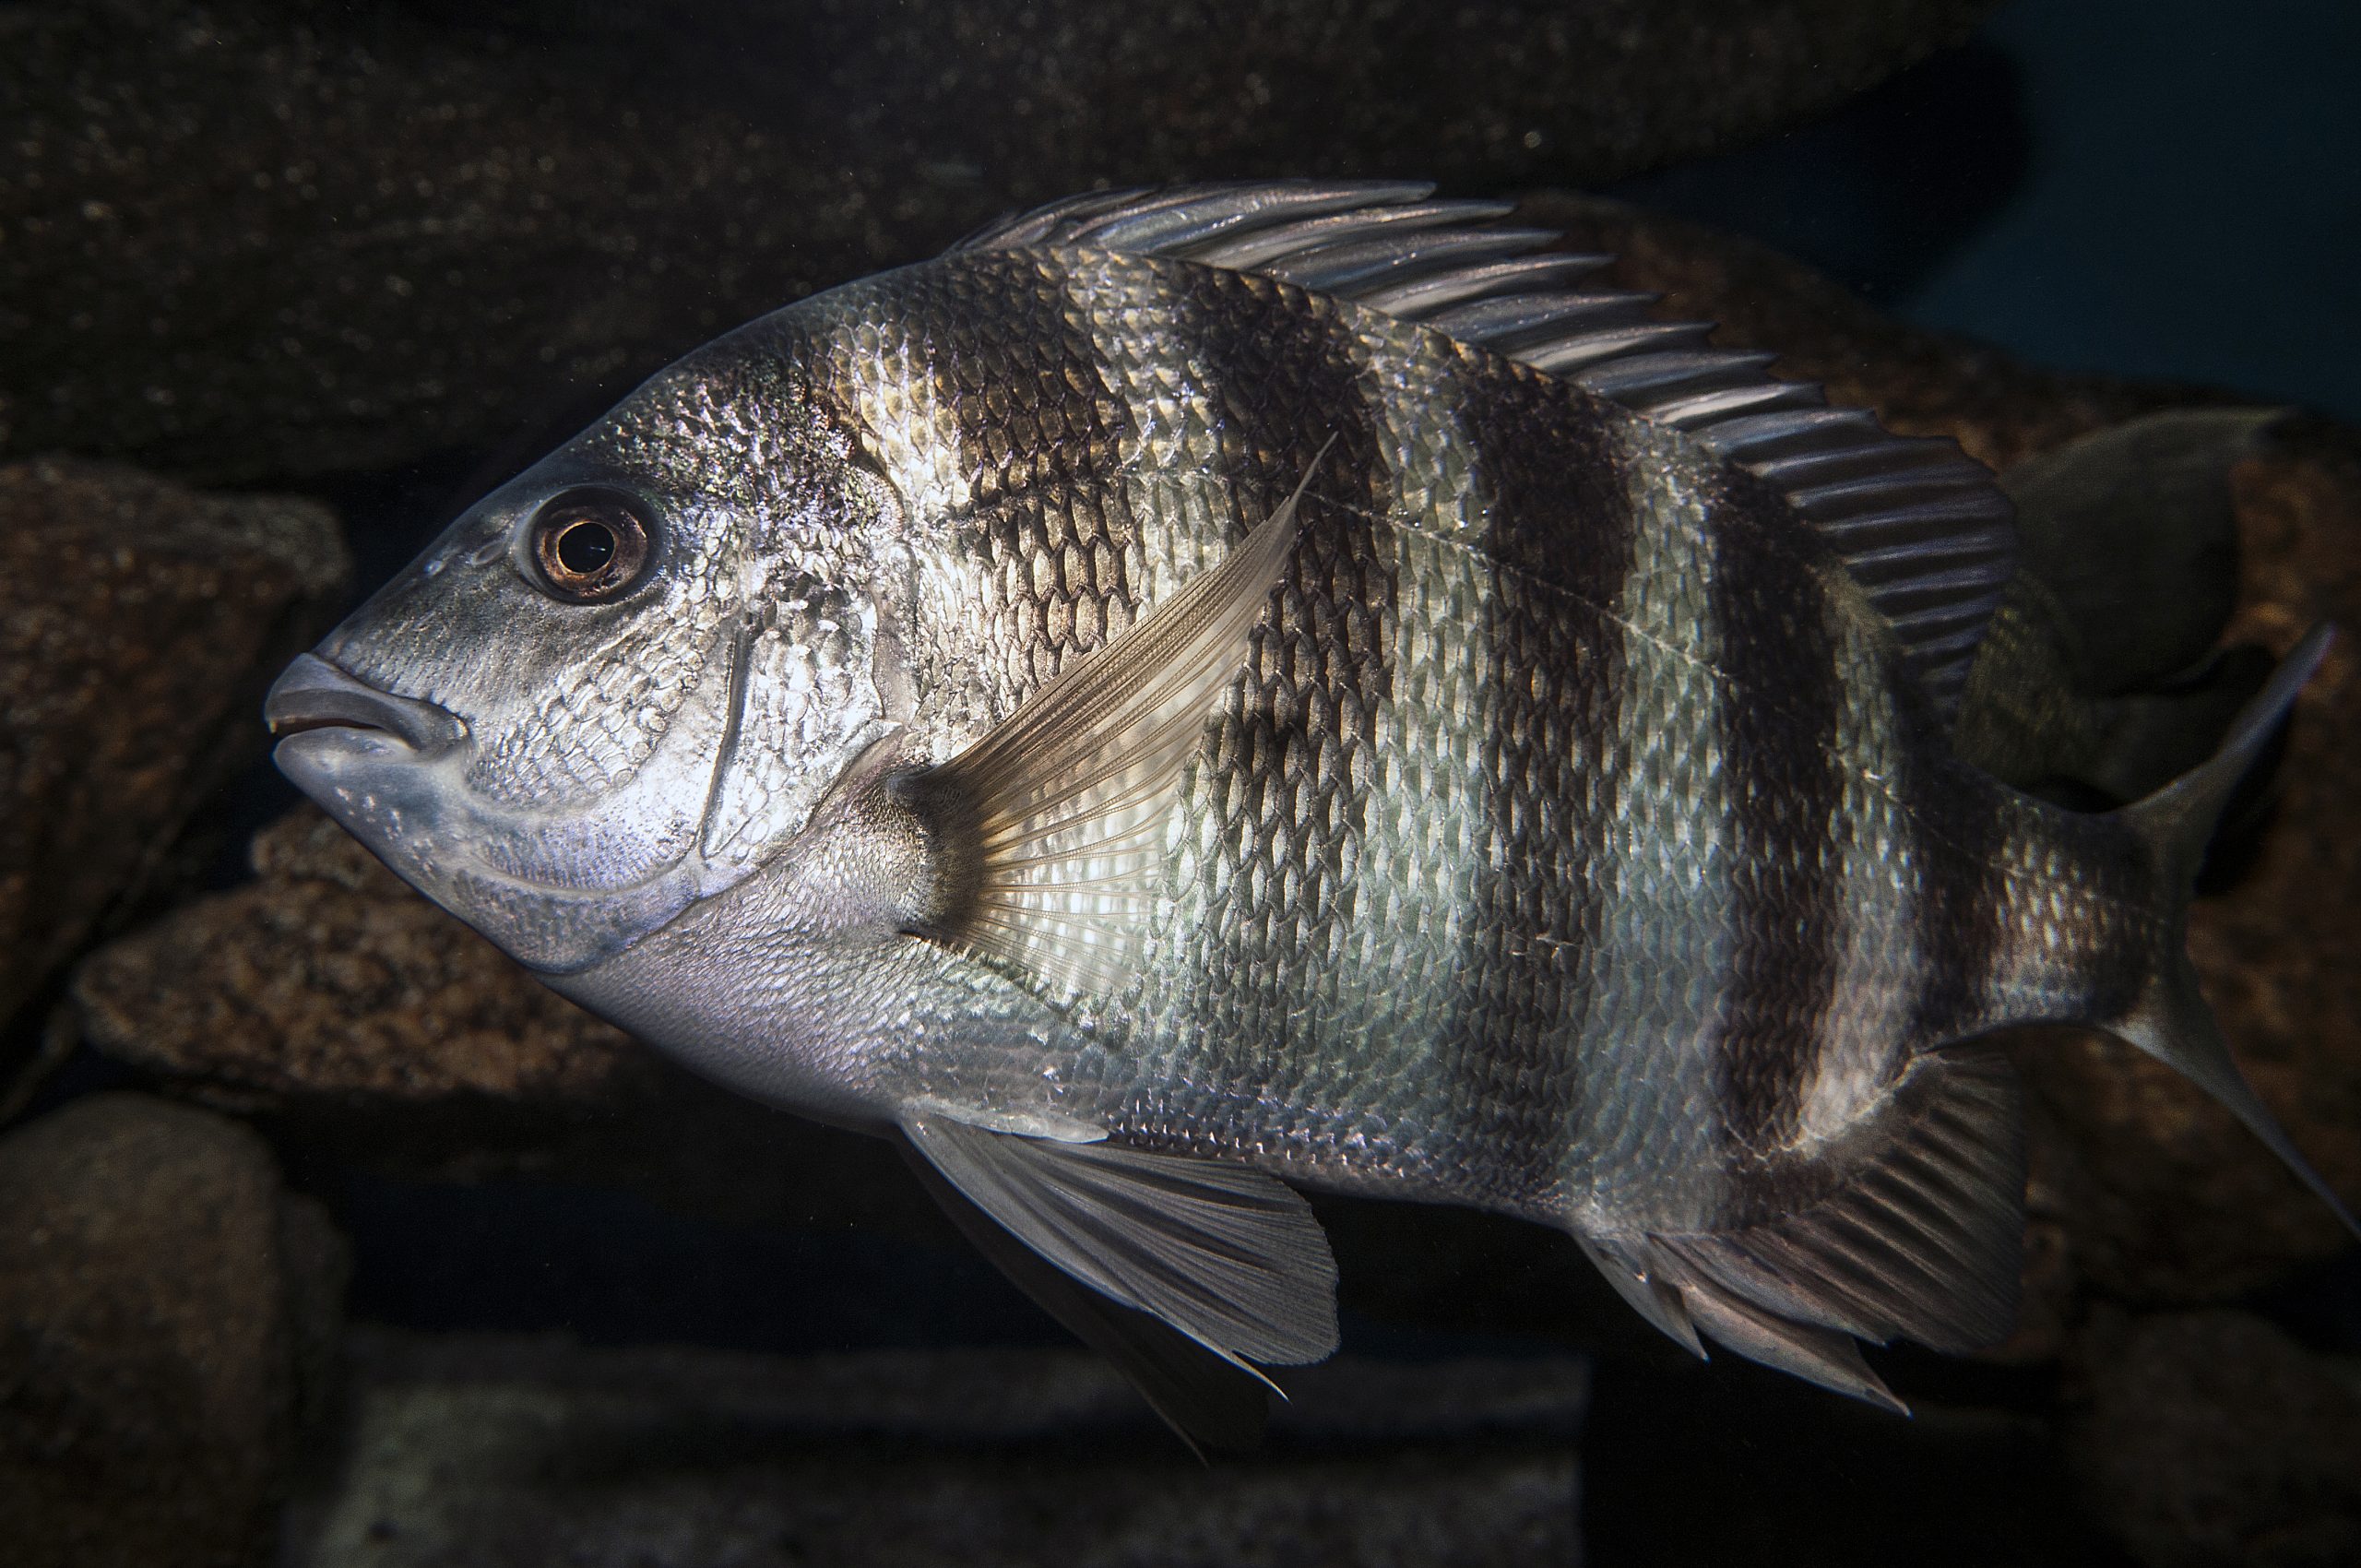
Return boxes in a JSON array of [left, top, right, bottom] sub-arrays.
[[527, 490, 656, 603]]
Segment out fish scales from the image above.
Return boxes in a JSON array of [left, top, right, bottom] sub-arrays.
[[267, 183, 2354, 1439], [715, 250, 2259, 1210], [801, 244, 1975, 1232]]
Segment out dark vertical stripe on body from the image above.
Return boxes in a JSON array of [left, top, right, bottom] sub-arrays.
[[1162, 265, 1394, 1111], [1900, 699, 2014, 1048], [910, 252, 1141, 696], [1445, 359, 1638, 1206], [1707, 481, 1848, 1156]]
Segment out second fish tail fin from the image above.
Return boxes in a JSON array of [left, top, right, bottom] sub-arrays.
[[2106, 621, 2357, 1238]]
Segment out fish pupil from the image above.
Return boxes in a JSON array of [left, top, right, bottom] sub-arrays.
[[528, 489, 651, 601], [556, 519, 616, 576]]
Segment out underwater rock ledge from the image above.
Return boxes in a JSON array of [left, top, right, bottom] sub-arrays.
[[0, 0, 1997, 487], [0, 458, 349, 1050], [281, 1333, 1585, 1568], [0, 1093, 347, 1568]]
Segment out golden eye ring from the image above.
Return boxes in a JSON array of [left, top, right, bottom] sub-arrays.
[[528, 491, 655, 603]]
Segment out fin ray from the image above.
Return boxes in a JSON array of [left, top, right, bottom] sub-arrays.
[[896, 1130, 1271, 1455], [1577, 1047, 2028, 1411], [902, 1112, 1341, 1370], [904, 461, 1308, 994], [955, 179, 2019, 724]]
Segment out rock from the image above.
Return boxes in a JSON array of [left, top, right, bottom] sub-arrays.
[[2067, 1310, 2361, 1568], [0, 0, 1995, 487], [0, 1092, 349, 1568], [0, 458, 348, 1038], [74, 807, 641, 1107], [284, 1330, 1584, 1568]]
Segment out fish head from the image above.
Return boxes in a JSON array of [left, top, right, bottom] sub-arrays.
[[267, 339, 925, 979]]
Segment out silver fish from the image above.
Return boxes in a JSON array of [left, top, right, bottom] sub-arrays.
[[265, 182, 2354, 1447]]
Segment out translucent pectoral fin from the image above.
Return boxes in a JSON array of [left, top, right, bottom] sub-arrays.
[[900, 1111, 1341, 1376], [901, 460, 1309, 997]]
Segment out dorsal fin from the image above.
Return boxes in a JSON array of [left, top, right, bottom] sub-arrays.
[[957, 181, 2018, 724]]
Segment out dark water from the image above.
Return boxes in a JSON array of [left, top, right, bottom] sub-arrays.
[[1617, 0, 2361, 421]]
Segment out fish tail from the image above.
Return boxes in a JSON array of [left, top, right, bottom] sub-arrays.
[[2103, 621, 2357, 1237]]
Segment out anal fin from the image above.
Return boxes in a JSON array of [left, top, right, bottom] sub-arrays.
[[1579, 1046, 2027, 1413]]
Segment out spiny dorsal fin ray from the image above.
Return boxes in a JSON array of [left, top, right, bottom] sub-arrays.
[[956, 180, 2019, 726]]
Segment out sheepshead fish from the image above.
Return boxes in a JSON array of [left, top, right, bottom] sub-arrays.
[[266, 182, 2353, 1447]]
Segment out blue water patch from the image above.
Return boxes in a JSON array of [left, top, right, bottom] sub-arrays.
[[1902, 0, 2361, 419]]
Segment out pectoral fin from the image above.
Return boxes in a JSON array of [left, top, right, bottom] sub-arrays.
[[900, 1112, 1341, 1375], [900, 458, 1311, 995]]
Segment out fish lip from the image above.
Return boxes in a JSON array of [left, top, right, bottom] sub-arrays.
[[265, 652, 467, 756]]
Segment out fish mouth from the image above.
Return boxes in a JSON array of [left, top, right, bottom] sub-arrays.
[[265, 652, 468, 755]]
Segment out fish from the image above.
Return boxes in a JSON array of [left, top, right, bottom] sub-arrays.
[[1963, 407, 2291, 814], [264, 181, 2355, 1448]]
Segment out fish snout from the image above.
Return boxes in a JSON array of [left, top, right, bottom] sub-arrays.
[[265, 652, 468, 755]]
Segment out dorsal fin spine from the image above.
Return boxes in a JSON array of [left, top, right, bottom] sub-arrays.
[[954, 180, 2022, 728]]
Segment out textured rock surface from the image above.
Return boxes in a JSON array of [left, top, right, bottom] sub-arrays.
[[0, 0, 1993, 486], [2068, 1310, 2361, 1568], [0, 459, 348, 1038], [75, 807, 639, 1105], [284, 1332, 1584, 1568], [0, 1093, 348, 1568]]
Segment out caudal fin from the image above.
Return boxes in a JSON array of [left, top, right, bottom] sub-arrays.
[[2109, 623, 2358, 1237]]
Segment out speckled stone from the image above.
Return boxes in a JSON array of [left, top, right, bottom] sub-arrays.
[[283, 1331, 1586, 1568], [0, 458, 347, 1037], [0, 0, 1993, 486], [73, 807, 640, 1104], [2068, 1310, 2361, 1568], [0, 1093, 347, 1568]]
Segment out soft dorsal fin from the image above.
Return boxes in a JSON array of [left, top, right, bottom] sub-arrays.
[[958, 181, 2019, 724]]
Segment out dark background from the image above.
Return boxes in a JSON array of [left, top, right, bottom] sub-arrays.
[[1620, 0, 2361, 419]]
